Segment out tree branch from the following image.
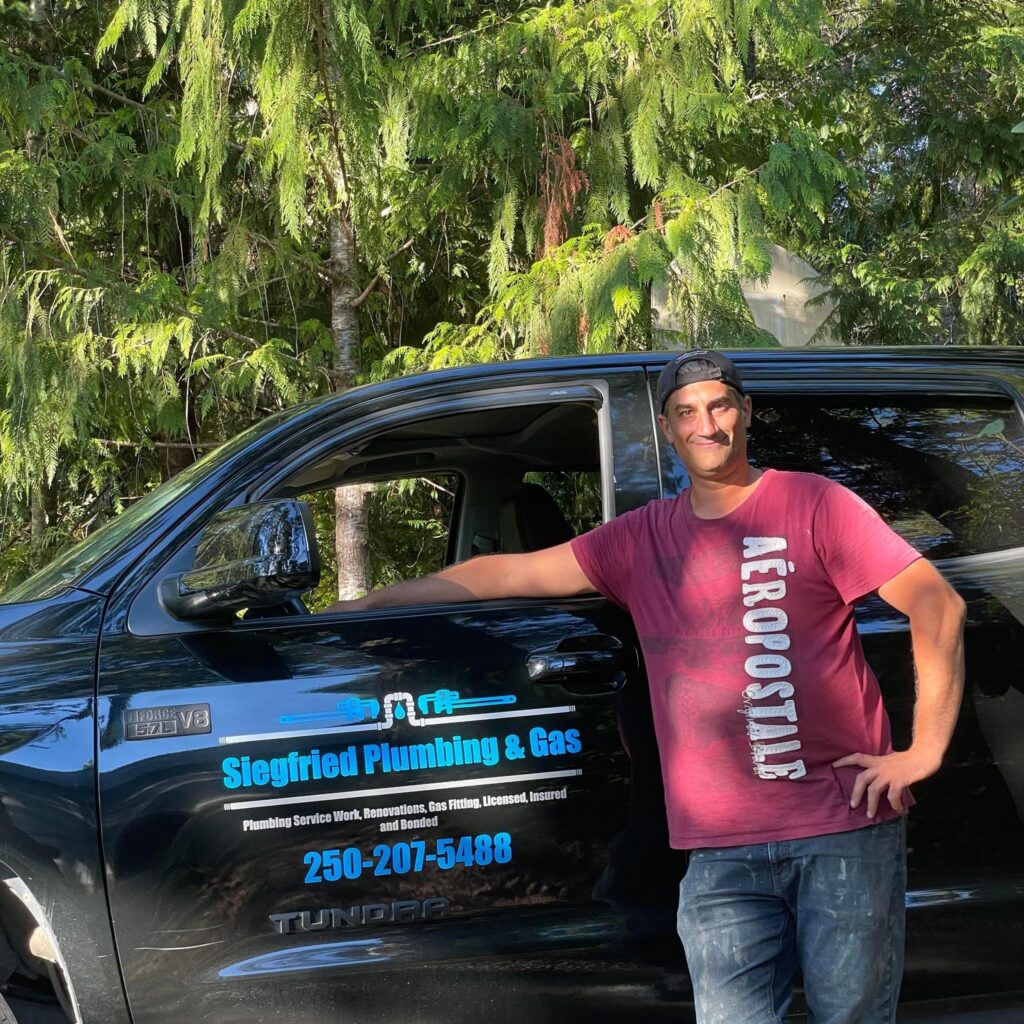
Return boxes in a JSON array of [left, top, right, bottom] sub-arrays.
[[350, 236, 415, 308], [628, 165, 767, 232], [64, 126, 182, 204], [248, 229, 344, 286], [90, 81, 247, 154], [2, 229, 259, 349], [95, 438, 222, 450], [312, 149, 340, 207], [411, 13, 517, 52], [91, 81, 147, 111]]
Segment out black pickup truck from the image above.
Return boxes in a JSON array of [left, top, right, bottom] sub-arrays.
[[1, 348, 1023, 1024]]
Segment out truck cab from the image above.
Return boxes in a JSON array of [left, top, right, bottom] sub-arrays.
[[2, 348, 1023, 1023]]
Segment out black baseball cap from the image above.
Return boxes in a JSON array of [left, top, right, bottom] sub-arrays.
[[656, 350, 746, 412]]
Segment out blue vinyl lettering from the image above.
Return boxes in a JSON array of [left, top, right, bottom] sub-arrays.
[[301, 833, 513, 883]]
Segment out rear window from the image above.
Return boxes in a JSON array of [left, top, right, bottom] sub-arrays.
[[657, 395, 1024, 558]]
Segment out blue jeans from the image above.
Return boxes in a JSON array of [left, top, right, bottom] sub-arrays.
[[677, 819, 907, 1024]]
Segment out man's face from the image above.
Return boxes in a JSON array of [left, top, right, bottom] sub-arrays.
[[657, 379, 753, 480]]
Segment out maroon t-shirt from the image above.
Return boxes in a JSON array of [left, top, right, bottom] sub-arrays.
[[570, 469, 922, 849]]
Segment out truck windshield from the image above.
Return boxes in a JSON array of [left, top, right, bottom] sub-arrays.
[[0, 423, 264, 605]]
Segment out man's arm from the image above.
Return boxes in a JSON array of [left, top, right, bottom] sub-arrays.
[[833, 557, 966, 818], [322, 541, 596, 614]]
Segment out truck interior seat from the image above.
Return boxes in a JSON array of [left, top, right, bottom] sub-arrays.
[[498, 483, 574, 553]]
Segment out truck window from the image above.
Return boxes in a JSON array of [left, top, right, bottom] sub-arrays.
[[0, 412, 285, 604], [522, 469, 603, 537], [299, 475, 459, 613], [272, 399, 604, 611], [658, 394, 1024, 559], [655, 388, 1024, 854]]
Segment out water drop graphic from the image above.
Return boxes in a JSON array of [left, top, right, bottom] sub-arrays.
[[394, 703, 406, 720]]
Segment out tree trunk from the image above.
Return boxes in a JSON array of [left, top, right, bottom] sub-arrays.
[[29, 488, 46, 570], [26, 0, 50, 158], [29, 478, 56, 570], [334, 482, 372, 599], [330, 199, 372, 600], [160, 374, 200, 481], [26, 0, 52, 571]]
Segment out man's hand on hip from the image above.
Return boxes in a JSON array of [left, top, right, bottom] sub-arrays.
[[834, 558, 966, 820], [832, 747, 943, 818]]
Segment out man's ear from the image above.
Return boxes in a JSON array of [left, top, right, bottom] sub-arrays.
[[742, 395, 753, 428]]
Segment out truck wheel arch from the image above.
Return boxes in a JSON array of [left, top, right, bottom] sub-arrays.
[[0, 872, 81, 1024]]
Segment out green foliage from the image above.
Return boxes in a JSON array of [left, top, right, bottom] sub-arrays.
[[0, 1, 336, 581], [303, 475, 456, 610], [792, 0, 1024, 346], [1, 0, 1023, 590]]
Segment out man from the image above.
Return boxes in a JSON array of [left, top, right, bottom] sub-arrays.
[[327, 350, 966, 1024]]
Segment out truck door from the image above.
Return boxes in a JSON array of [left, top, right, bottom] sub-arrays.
[[96, 371, 683, 1024]]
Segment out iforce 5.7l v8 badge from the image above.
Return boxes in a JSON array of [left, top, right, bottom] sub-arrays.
[[124, 704, 212, 740]]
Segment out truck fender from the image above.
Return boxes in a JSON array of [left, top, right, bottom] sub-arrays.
[[0, 874, 81, 1024]]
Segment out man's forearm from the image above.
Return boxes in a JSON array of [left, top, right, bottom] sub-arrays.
[[836, 564, 967, 817], [349, 556, 514, 611], [321, 543, 595, 615], [906, 588, 967, 767]]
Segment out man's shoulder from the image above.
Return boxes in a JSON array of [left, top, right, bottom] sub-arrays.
[[767, 468, 839, 499], [768, 470, 889, 537], [609, 494, 682, 530]]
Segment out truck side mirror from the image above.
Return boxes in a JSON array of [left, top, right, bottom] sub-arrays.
[[158, 499, 320, 621]]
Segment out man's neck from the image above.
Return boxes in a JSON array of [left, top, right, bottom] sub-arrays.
[[688, 465, 765, 520]]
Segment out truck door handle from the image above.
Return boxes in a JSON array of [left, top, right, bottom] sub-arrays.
[[525, 635, 630, 695]]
